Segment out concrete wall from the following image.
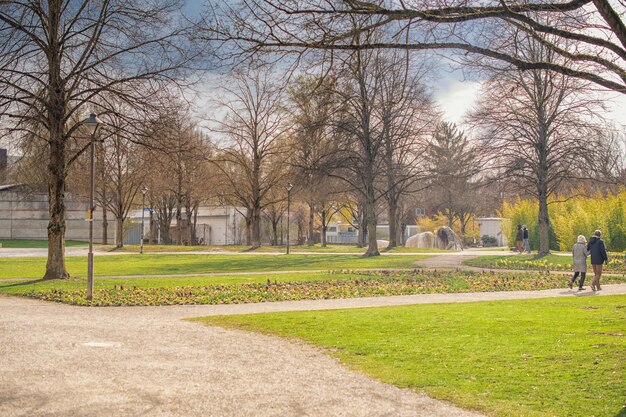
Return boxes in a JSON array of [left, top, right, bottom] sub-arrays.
[[0, 190, 116, 241]]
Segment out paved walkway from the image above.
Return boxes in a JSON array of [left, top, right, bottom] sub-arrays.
[[0, 246, 510, 258]]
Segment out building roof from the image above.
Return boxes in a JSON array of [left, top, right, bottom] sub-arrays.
[[0, 184, 20, 191]]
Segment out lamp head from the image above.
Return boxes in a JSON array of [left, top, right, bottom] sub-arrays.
[[141, 185, 149, 195], [286, 182, 293, 192], [81, 113, 103, 135]]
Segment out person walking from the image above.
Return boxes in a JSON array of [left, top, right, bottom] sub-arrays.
[[515, 224, 523, 254], [587, 230, 608, 291], [568, 235, 589, 291], [522, 225, 531, 254]]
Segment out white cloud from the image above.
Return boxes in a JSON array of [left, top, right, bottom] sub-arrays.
[[434, 80, 482, 126]]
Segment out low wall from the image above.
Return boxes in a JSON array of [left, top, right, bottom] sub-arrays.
[[0, 190, 115, 242]]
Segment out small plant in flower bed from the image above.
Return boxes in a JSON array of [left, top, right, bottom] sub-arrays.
[[24, 269, 619, 307], [488, 256, 626, 273]]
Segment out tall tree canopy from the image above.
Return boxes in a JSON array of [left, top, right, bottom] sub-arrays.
[[203, 0, 626, 94], [0, 1, 196, 278]]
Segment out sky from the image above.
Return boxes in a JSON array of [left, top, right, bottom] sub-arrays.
[[434, 75, 626, 129]]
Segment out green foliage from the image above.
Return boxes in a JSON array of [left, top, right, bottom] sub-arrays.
[[465, 254, 626, 273], [498, 199, 542, 248], [199, 296, 626, 417], [480, 235, 498, 247], [501, 189, 626, 251], [606, 199, 626, 250]]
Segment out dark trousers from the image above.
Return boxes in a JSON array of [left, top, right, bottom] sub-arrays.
[[571, 271, 586, 288]]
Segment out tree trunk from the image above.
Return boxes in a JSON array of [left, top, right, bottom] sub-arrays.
[[176, 208, 182, 245], [102, 206, 108, 245], [271, 219, 278, 245], [43, 8, 69, 279], [363, 201, 379, 256], [244, 213, 251, 246], [307, 202, 315, 245], [538, 190, 550, 256], [363, 185, 379, 256], [44, 138, 69, 279], [251, 205, 261, 247], [387, 197, 398, 249], [115, 216, 124, 248], [321, 207, 327, 247]]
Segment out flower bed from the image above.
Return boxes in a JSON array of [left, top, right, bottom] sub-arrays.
[[489, 257, 626, 273], [26, 270, 626, 306]]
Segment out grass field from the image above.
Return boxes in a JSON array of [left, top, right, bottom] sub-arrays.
[[197, 296, 626, 417], [0, 239, 89, 248], [0, 253, 429, 280], [0, 271, 361, 294]]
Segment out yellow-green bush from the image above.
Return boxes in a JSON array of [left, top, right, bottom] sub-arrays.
[[501, 190, 626, 252], [498, 199, 542, 250]]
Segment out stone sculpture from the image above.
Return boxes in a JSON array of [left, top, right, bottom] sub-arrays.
[[435, 226, 464, 251], [404, 231, 435, 249]]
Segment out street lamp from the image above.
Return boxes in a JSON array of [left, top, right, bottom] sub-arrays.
[[286, 182, 293, 254], [140, 185, 148, 254], [81, 112, 103, 301]]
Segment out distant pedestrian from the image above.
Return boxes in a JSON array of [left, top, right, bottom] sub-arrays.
[[515, 224, 523, 254], [569, 235, 589, 291], [522, 225, 531, 254], [587, 230, 608, 291]]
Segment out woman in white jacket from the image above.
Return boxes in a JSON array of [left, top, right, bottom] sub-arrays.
[[568, 235, 589, 291]]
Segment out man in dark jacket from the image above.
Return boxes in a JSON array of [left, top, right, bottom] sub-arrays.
[[587, 230, 608, 291], [522, 225, 531, 254]]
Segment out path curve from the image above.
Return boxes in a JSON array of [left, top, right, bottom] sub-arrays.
[[3, 282, 626, 416], [0, 295, 485, 417]]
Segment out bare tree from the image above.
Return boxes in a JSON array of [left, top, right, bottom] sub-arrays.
[[287, 75, 339, 245], [202, 0, 626, 94], [0, 1, 195, 278], [469, 35, 609, 255], [210, 69, 289, 247], [376, 53, 437, 248], [99, 112, 148, 248], [146, 109, 210, 245]]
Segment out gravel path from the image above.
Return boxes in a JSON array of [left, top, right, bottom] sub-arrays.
[[3, 284, 626, 417], [0, 295, 487, 417]]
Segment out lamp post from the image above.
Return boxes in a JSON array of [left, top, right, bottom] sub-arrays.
[[140, 185, 148, 254], [81, 113, 103, 301], [286, 182, 293, 254]]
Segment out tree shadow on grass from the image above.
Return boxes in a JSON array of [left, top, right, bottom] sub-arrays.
[[615, 406, 626, 417], [0, 279, 48, 290]]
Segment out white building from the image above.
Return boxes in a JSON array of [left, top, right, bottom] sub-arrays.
[[127, 206, 245, 245], [476, 217, 508, 247]]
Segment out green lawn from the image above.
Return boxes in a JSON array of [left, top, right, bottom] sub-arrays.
[[0, 271, 363, 295], [197, 296, 626, 417], [0, 253, 429, 280], [0, 239, 89, 248], [116, 244, 451, 254], [465, 254, 626, 273]]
